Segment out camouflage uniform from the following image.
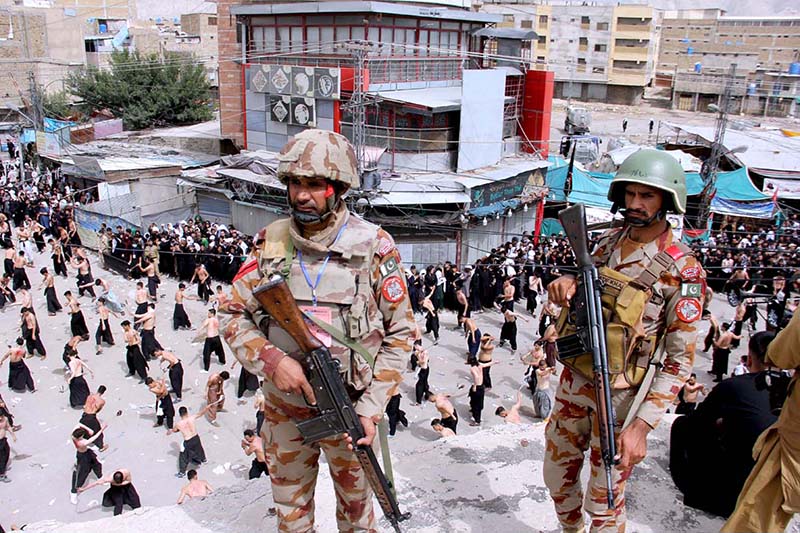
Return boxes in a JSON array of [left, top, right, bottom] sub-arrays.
[[543, 227, 706, 532], [219, 130, 415, 532]]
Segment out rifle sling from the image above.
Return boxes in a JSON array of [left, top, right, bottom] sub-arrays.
[[302, 312, 397, 491]]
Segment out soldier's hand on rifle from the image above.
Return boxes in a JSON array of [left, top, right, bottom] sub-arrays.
[[614, 417, 651, 471], [344, 415, 378, 450], [547, 274, 577, 307], [272, 356, 316, 405]]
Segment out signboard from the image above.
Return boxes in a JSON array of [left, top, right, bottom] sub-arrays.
[[270, 96, 316, 127], [251, 64, 340, 100], [35, 130, 64, 156], [470, 172, 531, 209]]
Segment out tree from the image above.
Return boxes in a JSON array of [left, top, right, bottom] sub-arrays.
[[67, 50, 213, 130], [41, 90, 73, 120]]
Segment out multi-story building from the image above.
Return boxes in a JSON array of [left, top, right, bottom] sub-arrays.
[[480, 1, 660, 104], [659, 10, 800, 116], [0, 4, 86, 105], [212, 0, 555, 264]]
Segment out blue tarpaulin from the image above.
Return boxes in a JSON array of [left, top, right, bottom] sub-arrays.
[[468, 199, 520, 218], [710, 197, 775, 219], [546, 156, 770, 207], [540, 218, 564, 236], [44, 117, 75, 133]]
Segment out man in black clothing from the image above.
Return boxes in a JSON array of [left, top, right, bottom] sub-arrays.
[[670, 331, 778, 517]]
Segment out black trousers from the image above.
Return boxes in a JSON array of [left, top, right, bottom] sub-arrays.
[[179, 435, 206, 473], [156, 395, 175, 429], [415, 367, 430, 404], [103, 483, 141, 516], [169, 362, 184, 399], [79, 412, 104, 449], [71, 449, 102, 493], [203, 336, 225, 370], [469, 385, 485, 423], [95, 319, 114, 347], [248, 458, 269, 479], [0, 437, 8, 476]]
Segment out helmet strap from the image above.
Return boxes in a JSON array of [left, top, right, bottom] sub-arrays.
[[622, 208, 665, 228]]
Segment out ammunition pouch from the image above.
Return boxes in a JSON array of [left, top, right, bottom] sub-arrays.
[[556, 266, 658, 388]]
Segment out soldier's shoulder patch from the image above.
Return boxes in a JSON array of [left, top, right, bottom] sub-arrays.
[[680, 265, 702, 281], [381, 275, 406, 303], [233, 258, 258, 283], [379, 256, 398, 277], [377, 237, 395, 258], [675, 297, 702, 323]]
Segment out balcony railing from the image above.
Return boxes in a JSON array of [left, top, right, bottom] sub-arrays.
[[339, 122, 458, 153]]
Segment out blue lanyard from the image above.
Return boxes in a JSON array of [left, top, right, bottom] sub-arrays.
[[297, 223, 348, 307]]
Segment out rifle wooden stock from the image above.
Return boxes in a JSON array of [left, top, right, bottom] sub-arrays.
[[253, 278, 322, 354]]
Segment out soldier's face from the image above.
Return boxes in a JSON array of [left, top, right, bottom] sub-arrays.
[[623, 183, 663, 224], [288, 176, 329, 216]]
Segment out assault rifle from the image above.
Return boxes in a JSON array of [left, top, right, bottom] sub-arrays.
[[253, 277, 409, 532], [556, 203, 618, 510]]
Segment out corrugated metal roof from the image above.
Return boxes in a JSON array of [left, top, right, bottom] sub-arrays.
[[371, 85, 515, 113], [231, 1, 502, 23], [472, 28, 537, 40], [665, 122, 800, 173]]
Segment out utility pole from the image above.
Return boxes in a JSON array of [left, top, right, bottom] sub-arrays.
[[699, 62, 736, 227], [340, 40, 381, 180], [28, 71, 42, 130]]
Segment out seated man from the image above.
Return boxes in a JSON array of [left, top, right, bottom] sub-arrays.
[[670, 331, 778, 517]]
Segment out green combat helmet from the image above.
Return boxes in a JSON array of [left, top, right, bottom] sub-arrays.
[[277, 129, 360, 224], [277, 129, 360, 190], [608, 148, 687, 215]]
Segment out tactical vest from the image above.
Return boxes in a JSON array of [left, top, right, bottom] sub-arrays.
[[256, 217, 382, 394], [556, 234, 690, 389]]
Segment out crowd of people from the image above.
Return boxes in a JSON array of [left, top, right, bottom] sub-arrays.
[[0, 139, 798, 533]]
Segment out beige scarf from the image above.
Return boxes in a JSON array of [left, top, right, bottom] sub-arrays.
[[288, 201, 350, 255]]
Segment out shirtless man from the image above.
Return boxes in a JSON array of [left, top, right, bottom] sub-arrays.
[[49, 238, 68, 278], [70, 423, 108, 504], [205, 371, 229, 425], [18, 288, 32, 311], [676, 373, 706, 414], [201, 309, 225, 371], [496, 391, 523, 424], [478, 333, 496, 390], [21, 307, 46, 358], [212, 285, 228, 310], [40, 267, 61, 315], [241, 429, 268, 479], [155, 349, 184, 401], [0, 339, 35, 393], [12, 251, 30, 291], [455, 279, 469, 327], [80, 386, 108, 451], [425, 392, 458, 435], [134, 303, 162, 360], [468, 359, 498, 426], [711, 322, 741, 382], [190, 264, 211, 303], [94, 298, 114, 354], [413, 347, 431, 405], [172, 283, 193, 330], [177, 469, 213, 503], [522, 341, 545, 395], [463, 316, 481, 364], [94, 278, 124, 316], [67, 351, 93, 408], [0, 411, 16, 482], [146, 376, 175, 429], [121, 321, 148, 380], [498, 309, 529, 353], [169, 405, 212, 477], [430, 419, 456, 439], [70, 250, 95, 298], [133, 282, 148, 325], [4, 243, 16, 278], [65, 291, 90, 341], [77, 468, 141, 516], [137, 257, 159, 301], [533, 360, 555, 420], [501, 277, 516, 312]]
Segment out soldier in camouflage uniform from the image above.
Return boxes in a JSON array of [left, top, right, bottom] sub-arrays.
[[219, 129, 415, 532], [544, 150, 707, 532]]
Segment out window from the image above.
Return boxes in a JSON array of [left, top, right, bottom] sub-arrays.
[[539, 15, 548, 25], [592, 66, 605, 73], [521, 20, 533, 29], [577, 58, 586, 64], [597, 22, 609, 31], [579, 37, 588, 45], [595, 43, 607, 52], [538, 35, 547, 44], [537, 56, 546, 62], [208, 16, 217, 26], [581, 16, 590, 24]]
